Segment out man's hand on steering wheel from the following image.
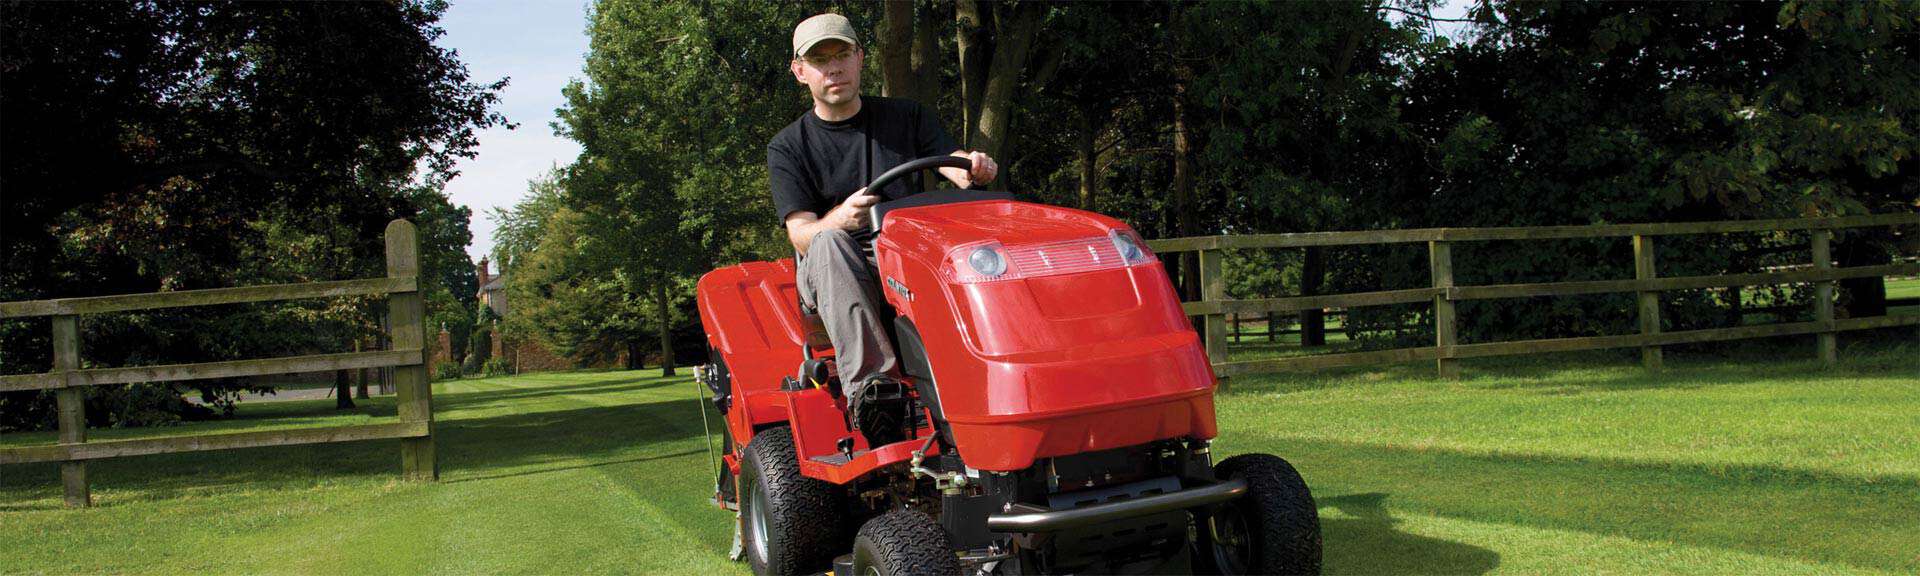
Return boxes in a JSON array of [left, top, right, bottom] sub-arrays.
[[941, 150, 997, 188], [827, 187, 879, 231], [964, 151, 998, 185]]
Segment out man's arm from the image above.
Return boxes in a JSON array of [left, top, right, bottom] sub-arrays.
[[937, 150, 999, 189], [785, 187, 880, 254]]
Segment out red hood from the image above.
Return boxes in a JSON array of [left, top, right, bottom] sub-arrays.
[[879, 200, 1124, 257]]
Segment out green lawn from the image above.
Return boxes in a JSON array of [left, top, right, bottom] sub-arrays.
[[1888, 276, 1919, 301], [3, 340, 1918, 574]]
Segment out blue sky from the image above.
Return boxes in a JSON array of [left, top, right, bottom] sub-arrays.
[[431, 0, 1473, 269], [437, 0, 591, 268]]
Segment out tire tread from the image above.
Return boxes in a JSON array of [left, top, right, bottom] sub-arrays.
[[853, 509, 963, 576], [1215, 453, 1322, 575], [745, 427, 845, 575]]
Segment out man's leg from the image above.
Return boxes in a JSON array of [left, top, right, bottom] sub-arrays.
[[796, 229, 899, 397]]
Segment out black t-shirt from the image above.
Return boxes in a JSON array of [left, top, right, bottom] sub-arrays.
[[768, 96, 961, 245]]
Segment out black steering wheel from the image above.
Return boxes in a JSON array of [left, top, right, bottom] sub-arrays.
[[866, 156, 1012, 235], [865, 155, 972, 200]]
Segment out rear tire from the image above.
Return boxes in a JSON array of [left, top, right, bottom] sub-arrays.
[[740, 427, 844, 575], [850, 509, 962, 576], [1198, 453, 1322, 575]]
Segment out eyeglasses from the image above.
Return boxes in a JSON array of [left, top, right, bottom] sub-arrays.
[[800, 49, 856, 67]]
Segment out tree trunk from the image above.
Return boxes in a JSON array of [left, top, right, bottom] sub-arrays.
[[970, 1, 1041, 170], [1726, 285, 1744, 327], [626, 340, 643, 370], [1076, 108, 1097, 210], [334, 369, 355, 409], [1172, 69, 1207, 336], [1173, 67, 1199, 304], [954, 0, 989, 149], [910, 0, 943, 108], [656, 283, 676, 377], [1836, 236, 1890, 318], [880, 1, 914, 99], [354, 339, 369, 399], [1302, 247, 1326, 347]]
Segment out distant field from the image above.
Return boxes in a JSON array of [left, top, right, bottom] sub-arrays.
[[3, 340, 1917, 574]]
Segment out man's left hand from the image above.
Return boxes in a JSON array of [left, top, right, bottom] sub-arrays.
[[966, 151, 997, 185]]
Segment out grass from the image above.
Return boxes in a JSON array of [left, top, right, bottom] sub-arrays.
[[3, 338, 1918, 574], [1888, 276, 1919, 301]]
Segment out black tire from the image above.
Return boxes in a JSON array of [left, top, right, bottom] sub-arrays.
[[740, 427, 845, 575], [1198, 453, 1322, 575], [850, 509, 963, 576]]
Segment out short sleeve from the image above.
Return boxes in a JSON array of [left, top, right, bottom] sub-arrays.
[[768, 135, 815, 221], [913, 100, 962, 158]]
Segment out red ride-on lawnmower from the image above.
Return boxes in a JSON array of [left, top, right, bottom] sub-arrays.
[[694, 156, 1321, 575]]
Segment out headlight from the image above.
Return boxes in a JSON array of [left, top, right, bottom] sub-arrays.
[[1109, 229, 1155, 265], [945, 241, 1018, 283], [968, 246, 1007, 277]]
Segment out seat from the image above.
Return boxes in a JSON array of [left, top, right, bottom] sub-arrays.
[[794, 252, 837, 352], [793, 254, 901, 357], [798, 302, 834, 350]]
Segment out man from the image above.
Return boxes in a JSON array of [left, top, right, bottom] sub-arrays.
[[767, 13, 998, 445]]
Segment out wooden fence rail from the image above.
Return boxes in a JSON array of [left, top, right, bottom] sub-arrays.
[[0, 219, 435, 507], [1146, 213, 1920, 386]]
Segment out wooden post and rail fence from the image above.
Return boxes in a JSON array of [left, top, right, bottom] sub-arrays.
[[0, 219, 436, 507], [1146, 213, 1920, 387]]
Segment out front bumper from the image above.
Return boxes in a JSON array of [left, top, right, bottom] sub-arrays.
[[985, 478, 1248, 533]]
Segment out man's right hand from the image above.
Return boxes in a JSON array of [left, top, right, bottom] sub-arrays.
[[823, 187, 879, 231], [784, 188, 881, 254]]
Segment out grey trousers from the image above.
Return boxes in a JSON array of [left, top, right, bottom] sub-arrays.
[[797, 229, 898, 396]]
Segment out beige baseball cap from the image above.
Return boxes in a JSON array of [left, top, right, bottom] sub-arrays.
[[792, 13, 859, 57]]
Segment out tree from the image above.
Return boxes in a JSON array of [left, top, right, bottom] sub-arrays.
[[539, 0, 848, 374], [520, 0, 1918, 366], [1399, 0, 1920, 334], [0, 1, 503, 430]]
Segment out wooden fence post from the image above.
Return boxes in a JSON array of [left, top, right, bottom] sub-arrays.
[[52, 314, 90, 507], [1634, 235, 1663, 370], [385, 220, 436, 481], [1428, 241, 1459, 379], [1812, 229, 1836, 365], [1200, 248, 1229, 391]]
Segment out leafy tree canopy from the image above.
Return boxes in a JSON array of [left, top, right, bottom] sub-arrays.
[[1, 0, 504, 430]]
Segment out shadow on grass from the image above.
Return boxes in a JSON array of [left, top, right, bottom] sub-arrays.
[[444, 447, 707, 485], [1227, 336, 1917, 396], [1261, 437, 1920, 573], [435, 398, 706, 474], [1321, 493, 1500, 576], [434, 376, 678, 410], [0, 381, 710, 504]]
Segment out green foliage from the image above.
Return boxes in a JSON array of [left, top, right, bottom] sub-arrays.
[[463, 328, 492, 376], [435, 362, 463, 381], [497, 1, 828, 367], [482, 357, 512, 377], [0, 1, 502, 430], [493, 178, 651, 363]]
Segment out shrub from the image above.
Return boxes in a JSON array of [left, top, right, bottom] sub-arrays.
[[434, 361, 462, 381], [483, 357, 512, 377], [463, 329, 493, 376]]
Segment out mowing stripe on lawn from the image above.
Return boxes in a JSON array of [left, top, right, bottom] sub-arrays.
[[6, 358, 1916, 574], [1215, 436, 1920, 573]]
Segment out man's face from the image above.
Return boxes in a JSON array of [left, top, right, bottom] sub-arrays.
[[791, 40, 862, 106]]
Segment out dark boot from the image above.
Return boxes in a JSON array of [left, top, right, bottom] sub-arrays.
[[849, 374, 909, 447]]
